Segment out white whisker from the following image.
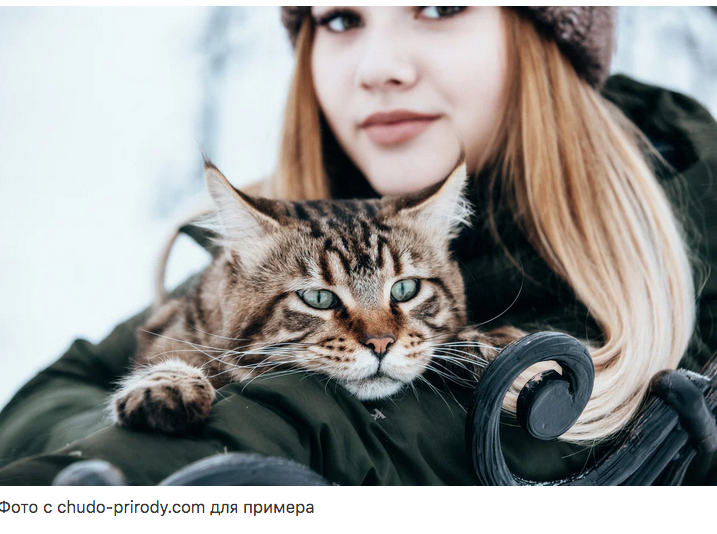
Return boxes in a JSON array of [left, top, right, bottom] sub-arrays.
[[416, 375, 454, 416]]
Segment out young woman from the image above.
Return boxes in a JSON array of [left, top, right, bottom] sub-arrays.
[[0, 6, 714, 485], [276, 6, 712, 445]]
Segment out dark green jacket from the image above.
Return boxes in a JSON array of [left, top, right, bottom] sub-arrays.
[[0, 75, 715, 485]]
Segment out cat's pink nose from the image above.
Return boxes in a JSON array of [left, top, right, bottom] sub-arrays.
[[364, 335, 395, 357]]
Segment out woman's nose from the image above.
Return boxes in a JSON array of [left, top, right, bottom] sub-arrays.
[[355, 30, 418, 92]]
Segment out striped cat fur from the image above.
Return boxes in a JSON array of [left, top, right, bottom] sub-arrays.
[[112, 156, 526, 434]]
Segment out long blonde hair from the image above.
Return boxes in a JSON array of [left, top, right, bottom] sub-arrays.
[[273, 20, 329, 200], [273, 9, 698, 443]]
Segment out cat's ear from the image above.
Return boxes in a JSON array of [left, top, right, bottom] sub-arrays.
[[390, 152, 472, 240], [204, 160, 281, 261]]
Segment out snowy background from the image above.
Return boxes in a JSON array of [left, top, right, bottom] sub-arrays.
[[1, 6, 716, 408]]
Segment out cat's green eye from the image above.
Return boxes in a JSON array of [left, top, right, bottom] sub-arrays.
[[391, 279, 419, 302], [299, 289, 338, 310]]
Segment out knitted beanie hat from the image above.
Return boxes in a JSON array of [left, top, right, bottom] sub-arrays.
[[281, 6, 615, 89]]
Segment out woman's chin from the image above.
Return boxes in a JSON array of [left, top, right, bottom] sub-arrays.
[[361, 142, 465, 196], [365, 163, 454, 196]]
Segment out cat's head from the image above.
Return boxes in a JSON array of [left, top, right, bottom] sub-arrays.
[[204, 156, 472, 400]]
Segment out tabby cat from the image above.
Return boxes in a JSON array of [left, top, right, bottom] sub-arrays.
[[112, 157, 524, 434]]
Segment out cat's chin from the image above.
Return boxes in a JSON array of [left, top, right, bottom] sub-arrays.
[[342, 376, 404, 401]]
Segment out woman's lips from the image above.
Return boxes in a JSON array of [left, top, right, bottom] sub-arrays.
[[362, 117, 439, 146]]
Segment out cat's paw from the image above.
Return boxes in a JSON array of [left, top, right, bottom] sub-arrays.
[[113, 360, 215, 434]]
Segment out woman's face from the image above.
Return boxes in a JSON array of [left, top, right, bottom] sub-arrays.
[[311, 6, 509, 195]]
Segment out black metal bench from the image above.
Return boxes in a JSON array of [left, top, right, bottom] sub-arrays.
[[466, 331, 717, 485]]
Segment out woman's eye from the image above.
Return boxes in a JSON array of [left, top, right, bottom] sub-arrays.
[[299, 289, 338, 310], [391, 279, 419, 302], [419, 6, 466, 20], [314, 10, 362, 33]]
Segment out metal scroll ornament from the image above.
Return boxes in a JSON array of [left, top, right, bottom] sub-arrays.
[[466, 331, 717, 485]]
